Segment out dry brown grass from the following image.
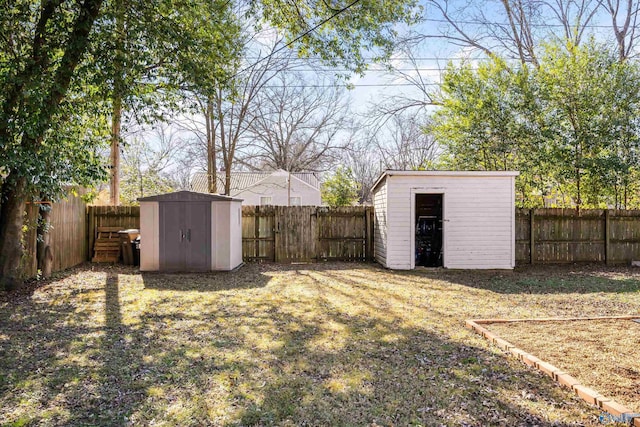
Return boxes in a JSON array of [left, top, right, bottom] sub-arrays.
[[1, 262, 639, 426], [488, 319, 640, 412]]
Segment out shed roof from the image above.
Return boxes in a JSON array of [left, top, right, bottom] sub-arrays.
[[138, 190, 243, 202], [371, 170, 520, 193]]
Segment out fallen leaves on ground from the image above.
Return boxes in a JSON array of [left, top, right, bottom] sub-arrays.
[[1, 262, 638, 426]]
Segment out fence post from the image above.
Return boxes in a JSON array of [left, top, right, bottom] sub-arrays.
[[87, 206, 95, 261], [605, 209, 610, 265], [529, 208, 535, 265], [254, 206, 260, 260], [365, 206, 376, 262]]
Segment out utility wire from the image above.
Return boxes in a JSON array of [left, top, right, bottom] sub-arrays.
[[259, 83, 441, 88], [242, 56, 483, 61], [280, 67, 478, 72], [229, 0, 363, 80], [421, 17, 624, 29]]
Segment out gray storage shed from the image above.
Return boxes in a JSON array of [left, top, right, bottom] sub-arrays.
[[138, 191, 243, 272]]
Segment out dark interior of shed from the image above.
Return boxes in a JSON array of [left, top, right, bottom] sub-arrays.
[[415, 194, 443, 267]]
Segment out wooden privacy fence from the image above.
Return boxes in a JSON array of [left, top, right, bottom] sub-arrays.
[[515, 208, 640, 265], [22, 192, 88, 278], [242, 206, 374, 262], [87, 206, 640, 265], [86, 205, 140, 259], [23, 204, 640, 279]]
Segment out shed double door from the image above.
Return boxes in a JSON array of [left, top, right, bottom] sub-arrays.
[[159, 202, 211, 271]]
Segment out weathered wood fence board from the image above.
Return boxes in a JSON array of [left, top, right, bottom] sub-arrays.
[[87, 205, 140, 260], [21, 192, 88, 278], [316, 207, 372, 261], [515, 208, 640, 265], [21, 203, 640, 280], [52, 194, 89, 271], [242, 206, 276, 261], [241, 206, 374, 262]]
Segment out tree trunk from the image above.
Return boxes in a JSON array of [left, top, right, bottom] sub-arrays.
[[225, 168, 231, 196], [110, 0, 125, 205], [206, 99, 217, 193], [0, 176, 28, 290], [110, 95, 122, 205], [36, 201, 53, 278]]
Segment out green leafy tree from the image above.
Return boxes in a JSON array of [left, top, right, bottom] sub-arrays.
[[322, 166, 360, 207], [434, 40, 640, 209], [434, 57, 550, 207], [257, 0, 422, 74], [0, 0, 421, 289], [96, 0, 242, 204], [0, 0, 106, 290], [535, 40, 640, 209]]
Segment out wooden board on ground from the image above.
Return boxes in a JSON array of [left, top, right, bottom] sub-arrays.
[[92, 227, 123, 262]]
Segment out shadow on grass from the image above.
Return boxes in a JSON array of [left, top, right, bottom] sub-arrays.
[[0, 263, 90, 303], [221, 272, 596, 426], [0, 263, 606, 426], [403, 263, 640, 294], [140, 268, 271, 292]]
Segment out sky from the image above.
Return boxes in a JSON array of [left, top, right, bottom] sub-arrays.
[[129, 0, 633, 182], [282, 0, 624, 118]]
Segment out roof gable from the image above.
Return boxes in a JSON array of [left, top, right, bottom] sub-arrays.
[[138, 190, 242, 202]]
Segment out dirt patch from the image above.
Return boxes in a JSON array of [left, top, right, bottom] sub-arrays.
[[488, 319, 640, 412]]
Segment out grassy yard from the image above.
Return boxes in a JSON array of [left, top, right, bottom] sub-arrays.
[[1, 262, 639, 426]]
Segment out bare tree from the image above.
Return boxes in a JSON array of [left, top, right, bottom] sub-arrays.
[[241, 72, 352, 172], [120, 123, 194, 204], [419, 0, 602, 66], [604, 0, 640, 61], [376, 114, 441, 170], [179, 33, 293, 194], [341, 132, 384, 203]]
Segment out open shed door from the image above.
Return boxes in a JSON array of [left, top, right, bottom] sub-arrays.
[[415, 194, 443, 267]]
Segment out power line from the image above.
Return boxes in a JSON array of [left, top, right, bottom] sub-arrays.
[[230, 0, 364, 79], [281, 67, 478, 72], [242, 56, 480, 61], [421, 17, 622, 29], [260, 83, 441, 88]]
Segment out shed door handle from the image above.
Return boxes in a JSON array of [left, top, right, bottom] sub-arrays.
[[180, 229, 184, 241]]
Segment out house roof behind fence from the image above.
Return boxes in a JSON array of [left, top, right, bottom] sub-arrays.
[[138, 190, 242, 202], [191, 170, 321, 195]]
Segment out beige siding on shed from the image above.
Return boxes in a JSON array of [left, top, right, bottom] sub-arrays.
[[229, 203, 243, 268], [139, 201, 159, 271], [211, 200, 243, 270]]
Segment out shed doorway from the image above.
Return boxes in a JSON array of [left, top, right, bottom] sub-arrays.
[[415, 194, 443, 267]]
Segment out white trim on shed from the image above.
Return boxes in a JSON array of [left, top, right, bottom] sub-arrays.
[[372, 170, 519, 270]]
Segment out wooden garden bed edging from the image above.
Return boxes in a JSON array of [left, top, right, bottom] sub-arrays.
[[466, 316, 640, 426]]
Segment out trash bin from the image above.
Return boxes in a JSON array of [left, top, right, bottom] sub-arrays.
[[133, 236, 140, 266], [118, 229, 140, 265]]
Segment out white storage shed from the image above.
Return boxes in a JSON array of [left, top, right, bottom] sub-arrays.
[[138, 191, 243, 272], [372, 170, 518, 270]]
